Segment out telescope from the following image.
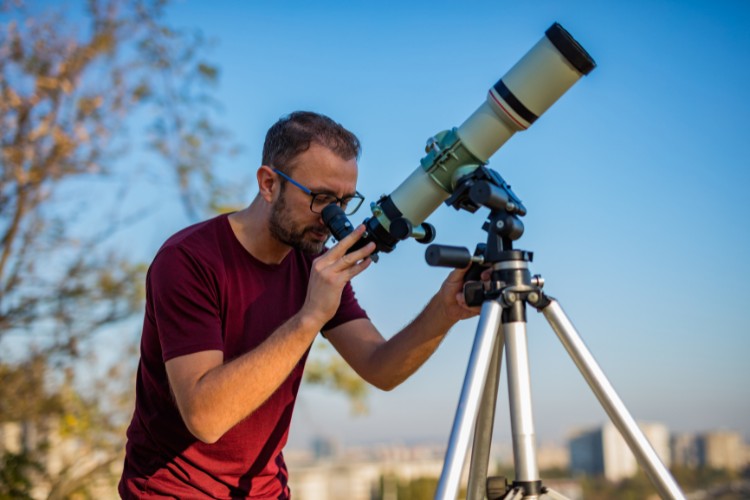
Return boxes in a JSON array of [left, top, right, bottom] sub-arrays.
[[324, 22, 595, 256], [326, 23, 689, 500]]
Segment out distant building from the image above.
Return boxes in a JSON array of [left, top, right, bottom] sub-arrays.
[[287, 441, 581, 500], [671, 432, 701, 468], [286, 443, 446, 500], [535, 442, 570, 471], [672, 430, 747, 471], [702, 431, 745, 471], [569, 421, 670, 481], [311, 435, 340, 459]]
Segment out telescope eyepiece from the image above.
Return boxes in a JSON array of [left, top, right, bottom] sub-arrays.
[[322, 203, 381, 261], [322, 204, 354, 242]]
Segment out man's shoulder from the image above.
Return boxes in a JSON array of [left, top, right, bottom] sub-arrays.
[[162, 213, 230, 249], [151, 213, 232, 269]]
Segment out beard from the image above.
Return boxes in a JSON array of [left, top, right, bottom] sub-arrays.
[[268, 193, 330, 255]]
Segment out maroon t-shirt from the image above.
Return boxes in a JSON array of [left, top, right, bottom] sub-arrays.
[[119, 214, 367, 499]]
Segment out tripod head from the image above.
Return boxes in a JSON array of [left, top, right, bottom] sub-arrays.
[[445, 165, 526, 251], [425, 165, 541, 307]]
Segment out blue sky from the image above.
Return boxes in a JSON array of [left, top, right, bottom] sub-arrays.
[[45, 0, 750, 450]]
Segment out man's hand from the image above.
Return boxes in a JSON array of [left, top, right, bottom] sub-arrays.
[[300, 225, 376, 328], [434, 266, 490, 324]]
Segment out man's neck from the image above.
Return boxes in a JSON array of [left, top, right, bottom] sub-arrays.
[[228, 199, 291, 265]]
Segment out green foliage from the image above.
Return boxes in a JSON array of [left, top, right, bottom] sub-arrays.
[[671, 465, 738, 487], [540, 466, 570, 479], [579, 466, 747, 499], [372, 466, 749, 500], [396, 476, 439, 500], [0, 450, 43, 500], [0, 355, 62, 421], [304, 341, 369, 414]]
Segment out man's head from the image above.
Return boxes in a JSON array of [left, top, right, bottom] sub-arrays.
[[262, 111, 361, 176], [260, 112, 362, 255]]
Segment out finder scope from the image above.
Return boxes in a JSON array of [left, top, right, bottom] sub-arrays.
[[324, 22, 595, 258]]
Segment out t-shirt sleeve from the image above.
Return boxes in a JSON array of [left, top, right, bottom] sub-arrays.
[[148, 245, 224, 362], [322, 280, 369, 333]]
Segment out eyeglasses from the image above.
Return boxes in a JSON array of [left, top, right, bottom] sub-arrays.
[[273, 168, 365, 216]]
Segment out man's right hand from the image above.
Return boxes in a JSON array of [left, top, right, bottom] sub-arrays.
[[300, 224, 375, 328]]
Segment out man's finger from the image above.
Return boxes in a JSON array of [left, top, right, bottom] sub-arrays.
[[335, 241, 376, 269], [456, 291, 467, 308], [342, 254, 374, 280], [446, 266, 468, 283], [325, 224, 368, 260]]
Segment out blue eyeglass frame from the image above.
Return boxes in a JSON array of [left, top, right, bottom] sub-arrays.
[[272, 168, 364, 215]]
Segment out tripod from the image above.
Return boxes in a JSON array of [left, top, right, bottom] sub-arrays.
[[426, 169, 686, 500]]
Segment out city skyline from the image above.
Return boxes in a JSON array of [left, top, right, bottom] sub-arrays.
[[283, 424, 749, 500]]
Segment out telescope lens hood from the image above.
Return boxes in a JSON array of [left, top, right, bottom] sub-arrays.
[[545, 22, 596, 75]]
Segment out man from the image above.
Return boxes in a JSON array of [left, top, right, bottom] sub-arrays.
[[119, 111, 479, 499]]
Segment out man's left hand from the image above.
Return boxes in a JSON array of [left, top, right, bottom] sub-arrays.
[[435, 266, 488, 324]]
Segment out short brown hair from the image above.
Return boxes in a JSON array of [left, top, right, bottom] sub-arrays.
[[262, 111, 361, 173]]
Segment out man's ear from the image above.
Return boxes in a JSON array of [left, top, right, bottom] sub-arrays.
[[257, 165, 278, 203]]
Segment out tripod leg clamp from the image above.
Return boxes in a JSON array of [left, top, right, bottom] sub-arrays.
[[527, 290, 554, 311]]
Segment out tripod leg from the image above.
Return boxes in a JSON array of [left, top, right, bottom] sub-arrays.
[[504, 321, 541, 492], [436, 300, 504, 500], [467, 329, 504, 500], [541, 299, 686, 500]]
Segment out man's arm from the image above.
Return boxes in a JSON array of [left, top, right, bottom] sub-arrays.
[[165, 226, 376, 444], [325, 267, 479, 391]]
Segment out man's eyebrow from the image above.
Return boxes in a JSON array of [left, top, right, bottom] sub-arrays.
[[310, 186, 358, 198]]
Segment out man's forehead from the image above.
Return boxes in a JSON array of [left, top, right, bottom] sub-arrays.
[[289, 146, 358, 178]]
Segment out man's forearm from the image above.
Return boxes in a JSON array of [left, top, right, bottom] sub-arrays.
[[328, 268, 478, 392], [172, 312, 322, 443], [366, 295, 458, 390]]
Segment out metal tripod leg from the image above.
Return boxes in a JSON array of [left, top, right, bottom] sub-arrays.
[[434, 283, 686, 498], [436, 300, 504, 500], [466, 326, 504, 500], [504, 321, 541, 491], [438, 301, 551, 500], [541, 299, 686, 500]]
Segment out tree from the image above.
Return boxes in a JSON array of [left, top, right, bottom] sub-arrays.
[[0, 0, 235, 351], [0, 0, 234, 495]]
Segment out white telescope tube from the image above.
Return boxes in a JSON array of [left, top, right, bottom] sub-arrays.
[[388, 23, 595, 229]]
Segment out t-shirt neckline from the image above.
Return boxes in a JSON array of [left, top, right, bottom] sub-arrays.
[[221, 212, 295, 271]]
